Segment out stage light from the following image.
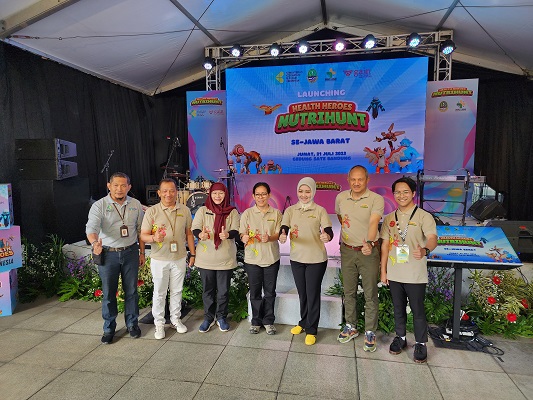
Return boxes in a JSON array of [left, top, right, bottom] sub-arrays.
[[230, 44, 243, 57], [269, 43, 281, 57], [203, 57, 215, 70], [362, 34, 376, 49], [334, 39, 346, 52], [298, 40, 309, 54], [407, 32, 421, 48], [440, 39, 456, 55]]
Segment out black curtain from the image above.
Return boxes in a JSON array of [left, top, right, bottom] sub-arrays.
[[0, 43, 187, 242]]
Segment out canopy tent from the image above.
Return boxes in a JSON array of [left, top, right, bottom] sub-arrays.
[[1, 0, 532, 95]]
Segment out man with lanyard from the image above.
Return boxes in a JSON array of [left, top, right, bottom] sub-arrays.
[[86, 172, 145, 344], [140, 178, 196, 339], [335, 165, 384, 351], [380, 177, 437, 363]]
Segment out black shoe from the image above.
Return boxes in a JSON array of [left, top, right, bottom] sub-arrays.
[[389, 336, 407, 355], [101, 332, 114, 344], [128, 325, 141, 338], [414, 343, 427, 363]]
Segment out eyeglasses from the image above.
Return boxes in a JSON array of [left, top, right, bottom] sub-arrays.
[[393, 190, 412, 196], [254, 193, 269, 197]]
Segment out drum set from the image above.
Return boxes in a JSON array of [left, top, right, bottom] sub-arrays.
[[164, 168, 212, 214]]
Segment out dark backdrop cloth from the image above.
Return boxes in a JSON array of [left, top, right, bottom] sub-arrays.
[[1, 42, 533, 242], [0, 43, 188, 242]]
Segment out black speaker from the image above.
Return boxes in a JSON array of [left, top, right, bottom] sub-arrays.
[[15, 138, 77, 160], [468, 198, 506, 221], [19, 178, 91, 244], [486, 220, 533, 260], [17, 159, 78, 180]]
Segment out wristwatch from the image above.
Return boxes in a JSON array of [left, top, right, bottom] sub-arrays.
[[423, 247, 430, 257]]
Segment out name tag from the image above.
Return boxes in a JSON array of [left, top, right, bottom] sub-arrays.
[[120, 225, 129, 238], [396, 244, 409, 264], [170, 241, 178, 253]]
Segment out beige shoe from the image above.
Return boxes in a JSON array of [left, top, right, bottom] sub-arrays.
[[264, 325, 277, 335], [154, 324, 165, 340], [173, 319, 188, 334]]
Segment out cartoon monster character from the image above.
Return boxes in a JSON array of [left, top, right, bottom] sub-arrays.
[[397, 138, 421, 172], [229, 144, 245, 173], [243, 150, 262, 174], [254, 104, 282, 115], [366, 97, 385, 119], [363, 146, 406, 174], [259, 160, 282, 174], [374, 123, 405, 151]]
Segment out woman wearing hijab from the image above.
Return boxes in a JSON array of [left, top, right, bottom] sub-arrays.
[[239, 182, 282, 335], [192, 182, 240, 333], [279, 177, 333, 345]]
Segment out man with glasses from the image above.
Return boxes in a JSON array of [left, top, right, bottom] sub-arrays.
[[335, 165, 384, 351], [380, 177, 437, 363]]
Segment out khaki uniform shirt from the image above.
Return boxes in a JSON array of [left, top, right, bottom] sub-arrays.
[[380, 206, 437, 284], [335, 189, 384, 246], [141, 202, 192, 261], [281, 202, 332, 264], [239, 205, 282, 267], [191, 206, 240, 270]]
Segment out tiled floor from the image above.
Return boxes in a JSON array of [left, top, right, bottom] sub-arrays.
[[0, 297, 532, 400]]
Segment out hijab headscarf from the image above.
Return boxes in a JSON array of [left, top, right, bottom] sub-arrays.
[[204, 182, 235, 249], [297, 177, 316, 209]]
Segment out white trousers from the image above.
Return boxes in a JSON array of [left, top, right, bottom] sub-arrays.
[[150, 257, 187, 326]]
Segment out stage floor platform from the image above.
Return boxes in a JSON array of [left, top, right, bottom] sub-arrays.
[[1, 296, 532, 400]]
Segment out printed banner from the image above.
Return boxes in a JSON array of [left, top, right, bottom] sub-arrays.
[[0, 225, 22, 273], [425, 79, 479, 172], [186, 91, 228, 181], [226, 58, 428, 174]]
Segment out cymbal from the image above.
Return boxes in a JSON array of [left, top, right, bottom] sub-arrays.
[[160, 166, 176, 170], [167, 173, 186, 177], [213, 169, 224, 172]]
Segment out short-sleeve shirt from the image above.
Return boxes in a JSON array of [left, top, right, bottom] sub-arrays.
[[281, 202, 332, 264], [380, 206, 437, 284], [141, 202, 192, 261], [239, 205, 282, 267], [335, 189, 384, 245], [191, 206, 240, 270], [86, 194, 144, 248]]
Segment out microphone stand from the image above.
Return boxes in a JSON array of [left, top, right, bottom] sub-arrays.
[[100, 150, 114, 185], [219, 137, 239, 206], [163, 137, 181, 179]]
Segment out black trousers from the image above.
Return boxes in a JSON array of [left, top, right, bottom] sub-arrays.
[[389, 280, 428, 343], [290, 260, 328, 335], [245, 261, 280, 326], [199, 268, 233, 321]]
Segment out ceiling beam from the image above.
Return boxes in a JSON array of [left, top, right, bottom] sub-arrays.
[[320, 0, 328, 26], [168, 0, 222, 46], [435, 0, 460, 30], [0, 0, 81, 39]]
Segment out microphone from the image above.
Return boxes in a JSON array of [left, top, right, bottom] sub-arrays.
[[175, 137, 181, 147], [220, 137, 224, 147], [109, 150, 114, 156]]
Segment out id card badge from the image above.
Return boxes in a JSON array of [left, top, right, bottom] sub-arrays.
[[396, 244, 409, 264], [120, 225, 129, 238], [170, 241, 178, 253]]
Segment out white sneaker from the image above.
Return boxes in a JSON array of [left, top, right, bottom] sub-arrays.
[[154, 324, 165, 340], [173, 319, 188, 334]]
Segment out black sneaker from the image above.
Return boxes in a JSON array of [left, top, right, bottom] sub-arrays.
[[128, 325, 141, 338], [414, 343, 427, 363], [389, 336, 407, 355], [101, 332, 114, 344]]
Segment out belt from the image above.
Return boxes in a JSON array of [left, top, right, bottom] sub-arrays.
[[104, 244, 136, 252], [342, 241, 379, 251]]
